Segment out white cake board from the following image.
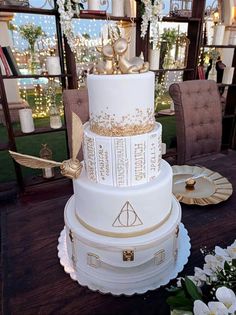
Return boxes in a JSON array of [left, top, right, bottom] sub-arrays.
[[57, 223, 191, 296]]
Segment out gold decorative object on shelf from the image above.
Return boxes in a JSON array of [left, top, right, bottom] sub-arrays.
[[9, 112, 83, 180], [39, 144, 54, 179], [172, 165, 233, 206], [94, 26, 149, 75]]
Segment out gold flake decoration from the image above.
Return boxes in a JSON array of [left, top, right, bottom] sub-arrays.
[[9, 112, 84, 180], [172, 165, 233, 206], [90, 108, 155, 137], [123, 250, 134, 262], [112, 201, 143, 228], [154, 250, 165, 265]]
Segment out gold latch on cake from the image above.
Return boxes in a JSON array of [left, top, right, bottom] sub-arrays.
[[123, 250, 134, 261], [154, 249, 165, 265], [87, 253, 101, 268]]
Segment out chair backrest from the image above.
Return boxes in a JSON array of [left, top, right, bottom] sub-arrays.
[[63, 88, 89, 161], [169, 80, 222, 164]]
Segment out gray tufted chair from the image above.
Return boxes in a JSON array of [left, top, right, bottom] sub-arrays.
[[63, 88, 89, 161], [169, 80, 223, 165]]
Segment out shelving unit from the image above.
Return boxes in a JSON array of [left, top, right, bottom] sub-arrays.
[[1, 0, 236, 191], [0, 0, 69, 189]]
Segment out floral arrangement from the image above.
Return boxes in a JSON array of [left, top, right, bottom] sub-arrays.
[[141, 0, 163, 49], [167, 240, 236, 315], [18, 23, 44, 54]]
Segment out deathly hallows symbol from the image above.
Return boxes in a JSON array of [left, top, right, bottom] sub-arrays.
[[112, 201, 143, 228]]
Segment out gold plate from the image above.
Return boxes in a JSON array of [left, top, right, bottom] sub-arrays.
[[172, 165, 233, 206]]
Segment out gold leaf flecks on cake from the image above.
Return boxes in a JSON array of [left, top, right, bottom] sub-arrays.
[[90, 108, 155, 136]]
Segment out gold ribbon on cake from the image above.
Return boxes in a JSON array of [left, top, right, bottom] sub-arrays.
[[94, 25, 149, 75], [9, 113, 84, 180]]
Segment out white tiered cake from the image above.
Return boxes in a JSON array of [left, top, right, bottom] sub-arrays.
[[60, 71, 189, 295]]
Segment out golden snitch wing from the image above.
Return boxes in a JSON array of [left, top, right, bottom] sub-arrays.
[[9, 150, 62, 169], [71, 112, 84, 161]]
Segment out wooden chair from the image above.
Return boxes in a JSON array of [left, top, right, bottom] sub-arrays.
[[169, 80, 224, 165], [63, 88, 89, 160]]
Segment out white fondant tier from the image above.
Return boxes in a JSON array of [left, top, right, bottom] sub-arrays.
[[62, 195, 182, 295], [83, 122, 162, 187], [73, 160, 173, 237], [87, 72, 155, 137]]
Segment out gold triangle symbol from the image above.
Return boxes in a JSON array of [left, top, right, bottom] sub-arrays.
[[112, 201, 143, 228]]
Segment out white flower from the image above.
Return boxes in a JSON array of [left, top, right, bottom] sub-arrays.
[[215, 287, 236, 313], [176, 277, 183, 288], [226, 240, 236, 259], [203, 254, 224, 276], [141, 0, 163, 43], [194, 267, 207, 285], [193, 300, 229, 315]]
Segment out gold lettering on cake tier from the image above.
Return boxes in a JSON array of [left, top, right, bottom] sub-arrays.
[[98, 145, 110, 180], [115, 139, 127, 187], [154, 249, 166, 265], [85, 136, 97, 182], [112, 201, 143, 227], [134, 143, 146, 181], [150, 141, 157, 172]]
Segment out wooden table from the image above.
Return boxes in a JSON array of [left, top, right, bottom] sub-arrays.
[[1, 151, 236, 315]]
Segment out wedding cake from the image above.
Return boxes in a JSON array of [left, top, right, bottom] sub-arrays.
[[62, 69, 184, 295]]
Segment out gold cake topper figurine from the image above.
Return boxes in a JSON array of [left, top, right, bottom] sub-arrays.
[[94, 26, 149, 75], [9, 112, 83, 180]]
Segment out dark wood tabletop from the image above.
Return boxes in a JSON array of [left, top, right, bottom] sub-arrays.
[[1, 150, 236, 315]]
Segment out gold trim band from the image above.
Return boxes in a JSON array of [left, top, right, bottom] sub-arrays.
[[90, 123, 155, 137], [75, 207, 172, 238]]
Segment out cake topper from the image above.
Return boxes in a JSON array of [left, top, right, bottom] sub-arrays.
[[9, 112, 83, 180], [94, 25, 149, 75]]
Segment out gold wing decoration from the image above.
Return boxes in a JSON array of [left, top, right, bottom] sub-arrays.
[[9, 112, 84, 180], [72, 112, 83, 161], [9, 151, 62, 169]]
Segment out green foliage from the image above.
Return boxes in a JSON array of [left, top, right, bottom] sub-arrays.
[[166, 277, 203, 311], [161, 28, 178, 50], [18, 23, 44, 52]]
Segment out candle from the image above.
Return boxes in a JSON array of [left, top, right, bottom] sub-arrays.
[[223, 30, 231, 45], [212, 25, 225, 45], [43, 167, 54, 179], [46, 56, 61, 75], [19, 108, 35, 133], [88, 0, 100, 10], [229, 31, 236, 45], [112, 0, 124, 17], [50, 115, 62, 129], [124, 0, 136, 17], [222, 67, 235, 84], [149, 49, 160, 70], [162, 143, 166, 155]]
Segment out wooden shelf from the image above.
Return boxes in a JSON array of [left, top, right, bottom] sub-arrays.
[[152, 68, 194, 73], [0, 5, 56, 15], [78, 13, 137, 21], [14, 126, 66, 137], [162, 16, 201, 23], [203, 45, 236, 48], [0, 143, 9, 151], [218, 83, 236, 87], [2, 74, 71, 80], [23, 170, 65, 188]]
